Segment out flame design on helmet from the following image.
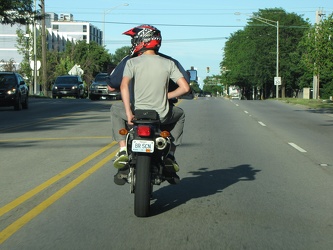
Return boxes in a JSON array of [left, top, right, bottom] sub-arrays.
[[123, 24, 162, 56]]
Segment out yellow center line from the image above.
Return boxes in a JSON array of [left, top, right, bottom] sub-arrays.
[[0, 141, 117, 217], [0, 150, 118, 244], [0, 102, 184, 243]]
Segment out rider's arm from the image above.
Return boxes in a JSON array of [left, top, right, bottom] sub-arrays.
[[167, 77, 190, 100]]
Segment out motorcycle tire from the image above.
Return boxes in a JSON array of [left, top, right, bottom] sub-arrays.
[[134, 155, 151, 217]]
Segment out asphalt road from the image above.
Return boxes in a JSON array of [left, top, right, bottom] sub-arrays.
[[0, 97, 332, 250]]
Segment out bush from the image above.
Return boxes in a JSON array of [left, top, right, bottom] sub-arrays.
[[321, 81, 333, 99]]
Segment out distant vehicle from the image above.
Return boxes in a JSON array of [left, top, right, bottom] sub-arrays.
[[52, 75, 85, 99], [89, 73, 121, 100], [200, 92, 211, 97], [0, 71, 29, 110], [229, 85, 241, 100]]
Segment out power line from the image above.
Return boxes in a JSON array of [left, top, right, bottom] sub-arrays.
[[77, 19, 310, 29], [77, 20, 245, 28], [105, 37, 229, 45]]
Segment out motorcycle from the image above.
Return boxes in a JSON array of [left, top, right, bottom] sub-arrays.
[[114, 109, 179, 217]]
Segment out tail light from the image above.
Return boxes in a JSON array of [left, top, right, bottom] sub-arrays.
[[119, 128, 128, 135], [137, 125, 151, 137], [160, 131, 170, 138]]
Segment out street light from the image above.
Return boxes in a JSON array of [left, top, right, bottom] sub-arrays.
[[103, 3, 129, 46], [235, 12, 280, 98], [33, 0, 37, 95]]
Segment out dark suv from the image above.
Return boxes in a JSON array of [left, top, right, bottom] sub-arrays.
[[52, 75, 84, 99], [89, 73, 121, 100], [0, 71, 29, 110]]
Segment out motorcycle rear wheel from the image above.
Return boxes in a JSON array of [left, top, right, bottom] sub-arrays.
[[134, 155, 152, 217]]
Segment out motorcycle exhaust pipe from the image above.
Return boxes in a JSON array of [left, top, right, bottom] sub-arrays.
[[155, 137, 168, 150]]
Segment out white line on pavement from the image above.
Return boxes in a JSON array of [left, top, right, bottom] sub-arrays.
[[258, 121, 266, 127], [288, 142, 307, 153]]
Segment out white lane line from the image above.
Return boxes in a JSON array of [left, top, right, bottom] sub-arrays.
[[258, 121, 266, 127], [244, 111, 249, 114], [288, 142, 307, 153]]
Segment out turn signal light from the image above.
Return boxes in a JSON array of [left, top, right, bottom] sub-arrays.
[[137, 125, 151, 137], [160, 131, 170, 138], [119, 128, 128, 135]]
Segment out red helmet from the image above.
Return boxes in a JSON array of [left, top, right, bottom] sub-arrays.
[[123, 24, 162, 56]]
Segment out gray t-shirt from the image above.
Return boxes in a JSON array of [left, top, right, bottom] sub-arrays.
[[123, 54, 183, 121]]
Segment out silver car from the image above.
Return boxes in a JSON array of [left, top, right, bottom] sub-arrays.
[[89, 73, 121, 100]]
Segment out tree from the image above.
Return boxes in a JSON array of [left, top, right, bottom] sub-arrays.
[[203, 75, 223, 96], [299, 13, 333, 99], [16, 29, 114, 96], [110, 46, 131, 65], [222, 8, 309, 99], [16, 25, 44, 92], [190, 81, 201, 93], [221, 30, 254, 98], [70, 41, 112, 84], [54, 40, 112, 94], [16, 28, 33, 84], [0, 58, 17, 71], [0, 0, 41, 25]]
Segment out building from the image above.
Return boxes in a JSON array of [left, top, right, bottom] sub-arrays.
[[50, 13, 102, 46], [0, 13, 102, 69], [0, 23, 26, 68]]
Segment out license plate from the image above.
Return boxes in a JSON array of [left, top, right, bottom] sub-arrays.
[[132, 140, 154, 153]]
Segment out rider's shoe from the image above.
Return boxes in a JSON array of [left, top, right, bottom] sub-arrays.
[[113, 150, 128, 169], [164, 154, 179, 172], [114, 166, 129, 185], [163, 170, 180, 184], [168, 173, 180, 184], [164, 154, 180, 184]]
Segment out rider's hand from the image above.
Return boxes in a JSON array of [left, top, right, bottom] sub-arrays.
[[127, 113, 135, 125], [107, 85, 116, 92]]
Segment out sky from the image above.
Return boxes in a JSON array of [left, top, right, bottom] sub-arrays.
[[45, 0, 332, 86]]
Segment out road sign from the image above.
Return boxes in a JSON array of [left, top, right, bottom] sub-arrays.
[[30, 60, 41, 70], [68, 64, 84, 76], [274, 76, 281, 86]]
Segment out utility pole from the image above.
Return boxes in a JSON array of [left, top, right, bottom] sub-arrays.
[[41, 0, 47, 96], [313, 8, 324, 99]]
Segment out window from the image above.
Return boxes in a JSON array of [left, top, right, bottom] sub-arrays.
[[83, 25, 87, 32]]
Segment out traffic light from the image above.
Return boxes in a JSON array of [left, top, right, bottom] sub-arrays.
[[206, 67, 210, 73]]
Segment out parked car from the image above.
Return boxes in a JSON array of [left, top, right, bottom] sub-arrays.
[[0, 71, 29, 110], [89, 73, 121, 100], [52, 75, 85, 99]]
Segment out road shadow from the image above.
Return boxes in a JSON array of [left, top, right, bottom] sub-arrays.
[[305, 108, 333, 115], [150, 164, 260, 216], [0, 99, 115, 134]]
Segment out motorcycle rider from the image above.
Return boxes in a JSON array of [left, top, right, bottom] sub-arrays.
[[109, 24, 190, 184]]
